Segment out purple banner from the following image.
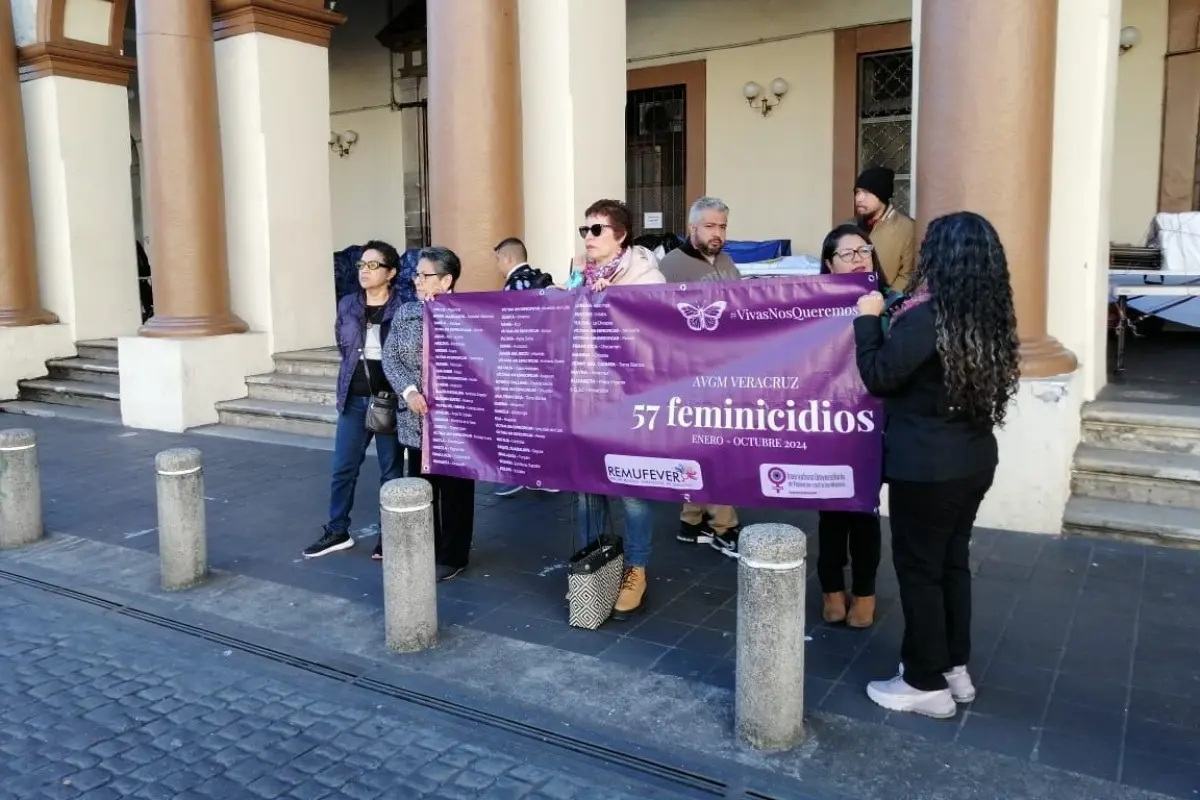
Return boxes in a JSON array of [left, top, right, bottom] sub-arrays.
[[422, 274, 884, 512]]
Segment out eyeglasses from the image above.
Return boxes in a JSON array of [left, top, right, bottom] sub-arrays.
[[356, 260, 387, 272], [415, 271, 442, 280], [833, 245, 874, 262], [578, 224, 613, 240]]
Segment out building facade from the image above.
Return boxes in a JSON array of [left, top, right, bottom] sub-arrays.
[[0, 0, 1180, 536]]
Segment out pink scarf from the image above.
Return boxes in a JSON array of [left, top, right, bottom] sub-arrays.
[[583, 249, 627, 289]]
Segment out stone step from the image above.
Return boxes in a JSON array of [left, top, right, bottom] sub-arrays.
[[189, 424, 339, 452], [1080, 400, 1200, 455], [1063, 496, 1200, 549], [46, 357, 120, 386], [1071, 445, 1200, 510], [273, 348, 340, 378], [245, 372, 336, 406], [215, 397, 337, 438], [18, 378, 121, 411], [74, 339, 118, 362], [0, 400, 123, 426]]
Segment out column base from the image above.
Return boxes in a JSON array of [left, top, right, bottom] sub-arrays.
[[879, 371, 1083, 534], [0, 323, 74, 399], [118, 332, 271, 432], [138, 313, 250, 339], [1019, 335, 1078, 378], [0, 307, 59, 327]]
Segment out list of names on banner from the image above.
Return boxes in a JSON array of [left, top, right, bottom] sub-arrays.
[[427, 306, 491, 469]]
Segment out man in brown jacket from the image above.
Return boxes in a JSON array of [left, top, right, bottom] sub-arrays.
[[854, 166, 915, 291], [659, 197, 743, 557]]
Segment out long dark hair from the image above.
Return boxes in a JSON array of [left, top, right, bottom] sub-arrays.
[[819, 223, 890, 292], [914, 212, 1020, 428]]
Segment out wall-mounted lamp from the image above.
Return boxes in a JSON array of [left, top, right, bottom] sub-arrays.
[[1119, 26, 1141, 55], [743, 78, 789, 117], [329, 130, 359, 157]]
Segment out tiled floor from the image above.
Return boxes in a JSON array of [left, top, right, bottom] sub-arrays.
[[9, 415, 1200, 798]]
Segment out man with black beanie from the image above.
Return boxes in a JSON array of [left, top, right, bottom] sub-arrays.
[[854, 166, 915, 291]]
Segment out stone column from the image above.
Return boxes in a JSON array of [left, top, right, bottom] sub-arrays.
[[914, 0, 1077, 378], [518, 0, 626, 283], [211, 0, 343, 355], [0, 0, 55, 329], [427, 0, 521, 292], [120, 0, 272, 431], [17, 5, 142, 342], [135, 0, 247, 338]]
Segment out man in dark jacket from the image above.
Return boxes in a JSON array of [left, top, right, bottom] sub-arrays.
[[492, 237, 558, 498], [495, 237, 553, 291]]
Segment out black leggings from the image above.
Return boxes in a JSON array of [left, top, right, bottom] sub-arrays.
[[816, 511, 882, 597], [407, 450, 476, 569], [888, 470, 994, 691]]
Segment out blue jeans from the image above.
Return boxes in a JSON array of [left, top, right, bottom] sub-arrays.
[[575, 493, 652, 568], [327, 395, 405, 534]]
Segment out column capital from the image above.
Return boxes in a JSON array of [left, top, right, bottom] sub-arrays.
[[212, 0, 345, 47], [18, 41, 135, 87]]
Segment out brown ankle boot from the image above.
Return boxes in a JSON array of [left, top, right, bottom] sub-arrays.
[[847, 595, 876, 628], [822, 591, 848, 624], [612, 567, 646, 619]]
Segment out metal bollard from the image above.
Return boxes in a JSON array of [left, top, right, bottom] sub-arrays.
[[0, 429, 43, 548], [381, 477, 438, 653], [736, 522, 808, 751], [155, 448, 207, 590]]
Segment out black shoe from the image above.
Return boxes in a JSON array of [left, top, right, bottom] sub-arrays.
[[303, 528, 354, 558], [709, 527, 741, 559], [436, 564, 464, 582], [676, 520, 714, 545], [372, 541, 382, 561]]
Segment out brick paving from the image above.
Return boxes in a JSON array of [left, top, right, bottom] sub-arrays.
[[4, 414, 1200, 798], [0, 578, 700, 800]]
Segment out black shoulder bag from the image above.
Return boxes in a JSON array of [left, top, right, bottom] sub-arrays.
[[360, 352, 398, 435]]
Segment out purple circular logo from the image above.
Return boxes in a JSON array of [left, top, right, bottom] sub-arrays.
[[767, 467, 787, 487]]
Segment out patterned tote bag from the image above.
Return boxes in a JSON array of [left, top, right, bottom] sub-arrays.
[[567, 494, 625, 630]]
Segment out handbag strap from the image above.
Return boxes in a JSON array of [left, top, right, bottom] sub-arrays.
[[573, 494, 613, 559]]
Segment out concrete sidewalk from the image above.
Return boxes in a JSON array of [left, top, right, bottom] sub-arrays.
[[2, 414, 1198, 799]]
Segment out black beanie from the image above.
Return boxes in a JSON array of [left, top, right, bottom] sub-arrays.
[[855, 166, 895, 205]]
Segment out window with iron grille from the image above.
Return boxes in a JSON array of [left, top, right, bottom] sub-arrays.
[[858, 49, 913, 215], [626, 85, 687, 238]]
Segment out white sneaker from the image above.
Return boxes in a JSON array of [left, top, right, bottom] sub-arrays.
[[944, 665, 976, 703], [866, 675, 956, 719], [897, 662, 977, 704]]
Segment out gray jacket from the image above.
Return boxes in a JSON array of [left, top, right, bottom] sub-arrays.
[[381, 301, 424, 451]]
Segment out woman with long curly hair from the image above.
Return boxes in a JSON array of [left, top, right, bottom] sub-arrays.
[[853, 211, 1020, 719]]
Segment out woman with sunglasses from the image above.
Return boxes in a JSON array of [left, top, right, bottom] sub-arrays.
[[303, 240, 406, 560], [815, 223, 901, 629], [570, 199, 665, 618]]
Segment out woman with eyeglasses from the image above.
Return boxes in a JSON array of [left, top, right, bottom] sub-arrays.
[[383, 246, 477, 583], [814, 223, 901, 629], [570, 199, 665, 619], [304, 240, 406, 561]]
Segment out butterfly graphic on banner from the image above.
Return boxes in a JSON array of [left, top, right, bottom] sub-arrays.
[[676, 301, 727, 332]]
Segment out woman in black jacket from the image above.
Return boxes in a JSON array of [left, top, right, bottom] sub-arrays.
[[853, 211, 1019, 720]]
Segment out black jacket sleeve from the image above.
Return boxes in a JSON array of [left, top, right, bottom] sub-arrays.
[[853, 304, 937, 397]]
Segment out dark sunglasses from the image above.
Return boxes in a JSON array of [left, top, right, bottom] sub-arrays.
[[578, 224, 613, 239]]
